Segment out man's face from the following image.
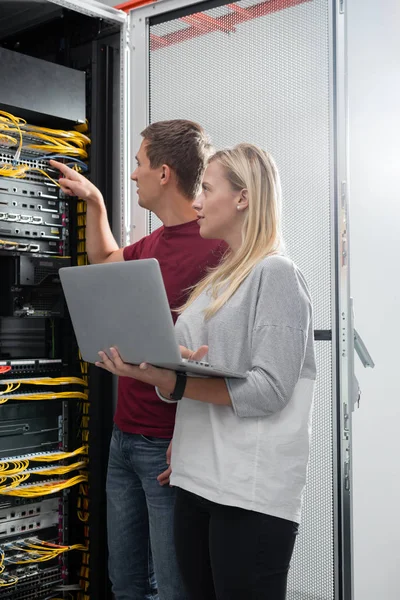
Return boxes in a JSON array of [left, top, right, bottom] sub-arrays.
[[131, 140, 162, 211]]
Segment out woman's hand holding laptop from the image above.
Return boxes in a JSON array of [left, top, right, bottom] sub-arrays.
[[96, 344, 209, 398]]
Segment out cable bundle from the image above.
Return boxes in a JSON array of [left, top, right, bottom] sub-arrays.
[[0, 459, 29, 475], [0, 391, 88, 403], [5, 377, 88, 387], [0, 110, 90, 187], [0, 572, 18, 588], [30, 446, 88, 462], [0, 446, 88, 477], [0, 111, 90, 160], [0, 538, 88, 587], [1, 538, 87, 564], [0, 447, 89, 497], [77, 351, 91, 600], [0, 161, 60, 187], [0, 548, 17, 588], [0, 473, 30, 490], [0, 462, 88, 492], [0, 376, 89, 404], [0, 474, 88, 498]]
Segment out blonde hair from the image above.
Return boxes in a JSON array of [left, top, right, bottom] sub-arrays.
[[180, 143, 283, 319]]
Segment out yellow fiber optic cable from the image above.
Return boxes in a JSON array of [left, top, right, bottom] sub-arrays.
[[30, 446, 88, 462], [0, 474, 88, 497], [0, 577, 18, 588], [0, 460, 29, 475], [34, 460, 88, 476], [0, 134, 17, 146], [0, 391, 88, 404], [0, 162, 60, 187], [0, 473, 30, 491], [9, 377, 88, 387]]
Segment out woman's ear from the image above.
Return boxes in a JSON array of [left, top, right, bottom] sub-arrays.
[[238, 189, 249, 210]]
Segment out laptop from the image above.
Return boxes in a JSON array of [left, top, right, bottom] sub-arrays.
[[59, 259, 245, 378]]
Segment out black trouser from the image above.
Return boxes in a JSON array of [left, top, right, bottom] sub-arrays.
[[174, 488, 299, 600]]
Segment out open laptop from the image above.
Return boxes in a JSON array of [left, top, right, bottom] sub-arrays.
[[59, 259, 245, 378]]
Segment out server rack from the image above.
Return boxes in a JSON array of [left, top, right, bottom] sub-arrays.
[[0, 2, 128, 599]]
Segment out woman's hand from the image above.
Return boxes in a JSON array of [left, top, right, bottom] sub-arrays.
[[96, 345, 211, 397], [96, 347, 177, 396], [179, 345, 209, 361]]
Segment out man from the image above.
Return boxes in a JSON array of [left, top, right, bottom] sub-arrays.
[[50, 120, 224, 600]]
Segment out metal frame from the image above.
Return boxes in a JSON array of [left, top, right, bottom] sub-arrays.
[[334, 0, 353, 598], [329, 1, 341, 597], [49, 0, 127, 22], [120, 17, 132, 246], [129, 10, 149, 242]]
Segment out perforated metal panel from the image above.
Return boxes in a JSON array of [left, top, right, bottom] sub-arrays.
[[149, 0, 331, 330], [289, 340, 334, 600], [148, 1, 335, 598]]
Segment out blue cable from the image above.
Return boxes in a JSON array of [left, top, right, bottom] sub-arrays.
[[36, 154, 89, 172]]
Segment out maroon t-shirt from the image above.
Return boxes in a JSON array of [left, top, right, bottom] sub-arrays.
[[114, 219, 225, 438]]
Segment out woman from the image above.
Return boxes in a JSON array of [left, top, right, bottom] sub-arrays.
[[98, 143, 316, 600]]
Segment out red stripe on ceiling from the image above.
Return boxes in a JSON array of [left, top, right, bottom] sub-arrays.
[[150, 0, 312, 51]]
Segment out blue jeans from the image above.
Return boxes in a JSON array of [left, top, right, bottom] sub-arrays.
[[106, 425, 187, 600]]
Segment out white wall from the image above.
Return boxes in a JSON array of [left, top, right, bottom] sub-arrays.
[[348, 1, 400, 599]]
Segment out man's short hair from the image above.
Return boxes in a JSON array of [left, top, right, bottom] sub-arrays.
[[141, 120, 212, 199]]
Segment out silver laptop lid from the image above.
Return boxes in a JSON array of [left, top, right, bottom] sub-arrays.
[[59, 259, 182, 365]]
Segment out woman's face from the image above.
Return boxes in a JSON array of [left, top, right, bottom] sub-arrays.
[[193, 161, 243, 242]]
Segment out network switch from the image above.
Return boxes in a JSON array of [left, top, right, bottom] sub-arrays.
[[0, 360, 63, 379], [0, 565, 62, 599], [0, 221, 66, 242], [0, 498, 59, 538]]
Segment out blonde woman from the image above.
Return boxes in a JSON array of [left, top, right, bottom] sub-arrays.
[[98, 143, 316, 600]]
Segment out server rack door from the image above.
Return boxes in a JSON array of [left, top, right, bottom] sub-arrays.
[[128, 1, 352, 599]]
